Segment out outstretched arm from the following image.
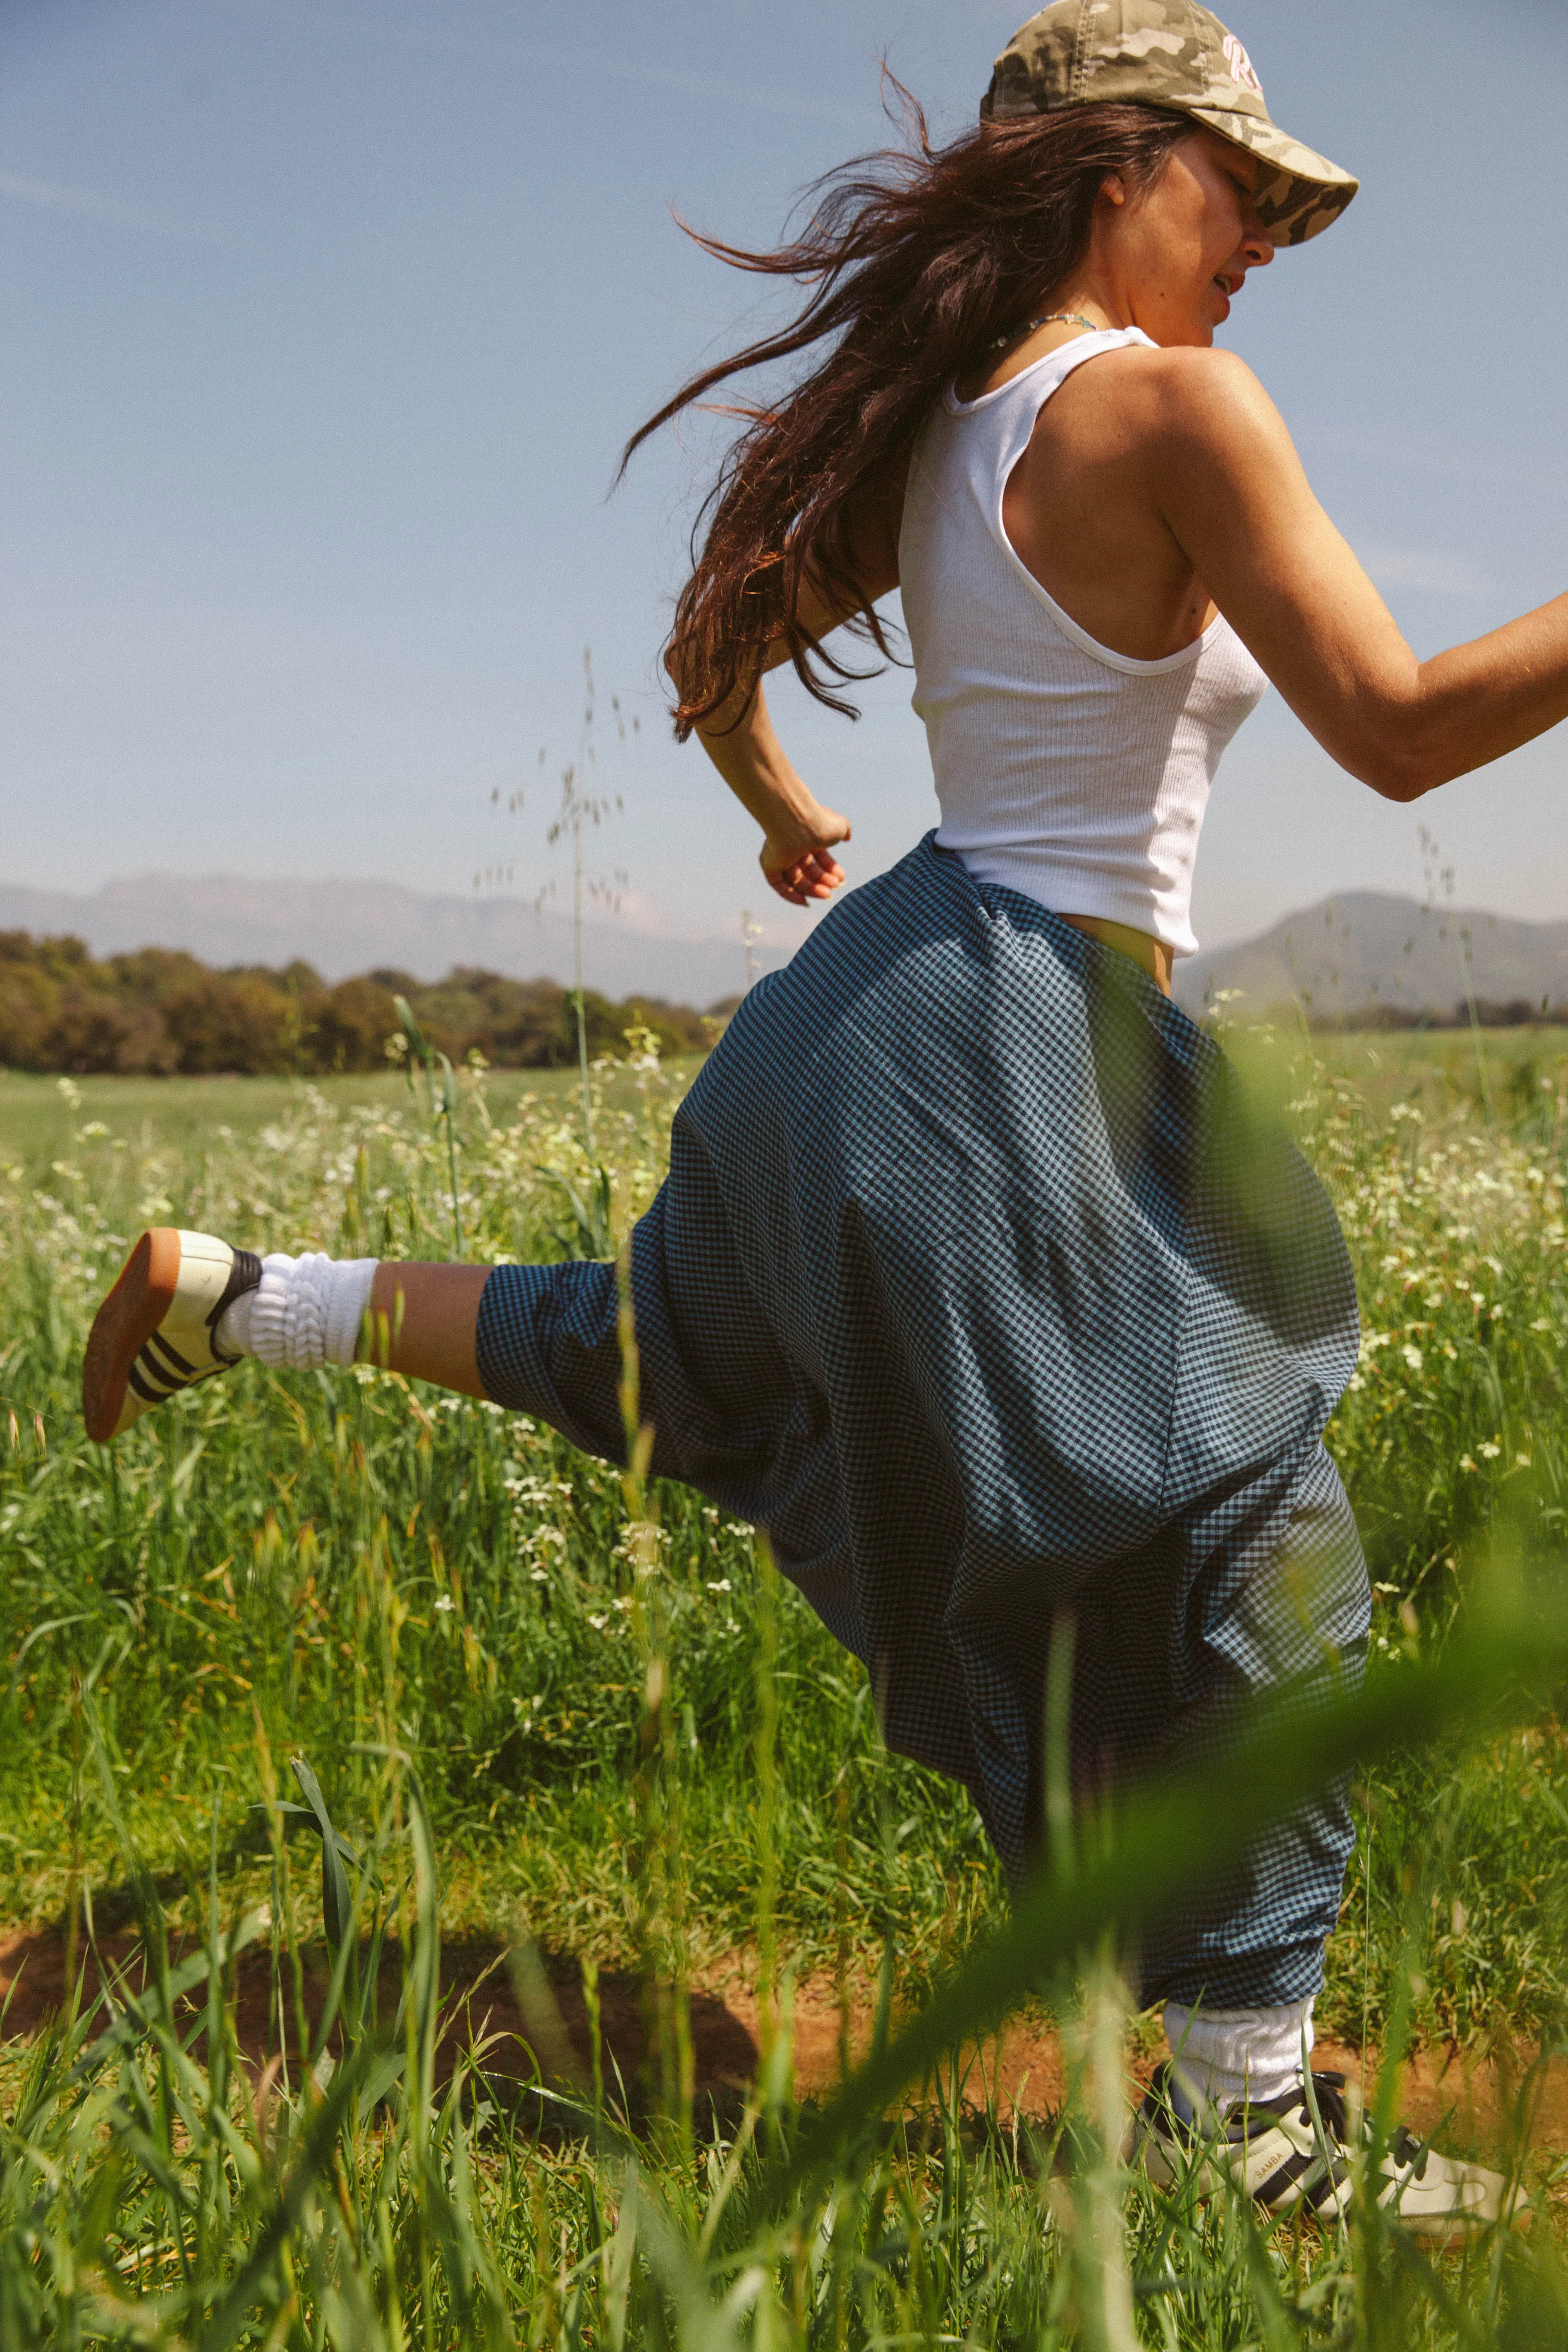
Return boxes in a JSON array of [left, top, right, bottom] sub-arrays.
[[667, 465, 905, 905], [1150, 351, 1568, 800]]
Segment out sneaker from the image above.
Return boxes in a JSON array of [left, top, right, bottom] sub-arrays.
[[82, 1229, 261, 1442], [1131, 2063, 1528, 2239]]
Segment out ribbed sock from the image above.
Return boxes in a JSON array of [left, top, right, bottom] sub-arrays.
[[1163, 1998, 1315, 2124], [216, 1253, 378, 1371]]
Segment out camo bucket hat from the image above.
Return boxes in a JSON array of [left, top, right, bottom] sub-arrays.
[[982, 1, 1357, 246]]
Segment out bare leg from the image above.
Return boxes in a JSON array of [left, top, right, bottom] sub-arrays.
[[364, 1262, 491, 1397]]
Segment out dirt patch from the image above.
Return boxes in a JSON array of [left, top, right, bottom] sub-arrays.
[[3, 1923, 1563, 2159]]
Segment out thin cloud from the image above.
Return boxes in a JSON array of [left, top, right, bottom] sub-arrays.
[[578, 54, 868, 129], [0, 169, 216, 243], [1299, 422, 1561, 498], [1359, 545, 1487, 598], [220, 0, 871, 128]]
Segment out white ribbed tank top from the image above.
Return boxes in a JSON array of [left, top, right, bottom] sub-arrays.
[[899, 328, 1268, 958]]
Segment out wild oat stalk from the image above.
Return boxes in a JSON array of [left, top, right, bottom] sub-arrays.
[[393, 994, 465, 1256], [541, 650, 631, 1165]]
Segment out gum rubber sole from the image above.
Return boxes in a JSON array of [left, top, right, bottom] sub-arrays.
[[82, 1228, 181, 1443]]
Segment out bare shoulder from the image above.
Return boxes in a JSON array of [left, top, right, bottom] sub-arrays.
[[1116, 344, 1292, 457], [1042, 344, 1289, 476]]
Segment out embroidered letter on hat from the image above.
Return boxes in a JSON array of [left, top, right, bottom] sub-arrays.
[[1221, 32, 1264, 99]]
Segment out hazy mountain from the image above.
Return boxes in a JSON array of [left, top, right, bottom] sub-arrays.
[[0, 874, 768, 1009], [1175, 892, 1568, 1020]]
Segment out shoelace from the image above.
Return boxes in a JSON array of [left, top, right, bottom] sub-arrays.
[[1238, 2073, 1431, 2181], [1240, 2070, 1350, 2142]]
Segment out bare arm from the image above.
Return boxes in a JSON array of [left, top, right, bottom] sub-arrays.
[[365, 1261, 488, 1395], [667, 464, 905, 904], [682, 652, 853, 907], [1152, 352, 1568, 801]]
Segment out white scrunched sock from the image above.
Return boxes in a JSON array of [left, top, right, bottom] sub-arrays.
[[217, 1254, 379, 1371], [1163, 1998, 1315, 2122]]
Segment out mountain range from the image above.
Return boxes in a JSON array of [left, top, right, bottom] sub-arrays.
[[1173, 892, 1568, 1021], [0, 874, 764, 1010], [5, 873, 1568, 1025]]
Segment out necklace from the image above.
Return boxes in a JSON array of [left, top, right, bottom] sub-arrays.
[[988, 309, 1101, 352]]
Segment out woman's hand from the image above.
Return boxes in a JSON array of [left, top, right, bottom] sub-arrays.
[[680, 655, 854, 906], [761, 805, 852, 905]]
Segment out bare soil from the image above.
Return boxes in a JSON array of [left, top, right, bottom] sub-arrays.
[[4, 1922, 1562, 2161]]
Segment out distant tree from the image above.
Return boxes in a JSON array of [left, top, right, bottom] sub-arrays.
[[1469, 998, 1541, 1029], [303, 978, 399, 1073], [158, 972, 293, 1074], [50, 992, 176, 1076], [0, 931, 718, 1077]]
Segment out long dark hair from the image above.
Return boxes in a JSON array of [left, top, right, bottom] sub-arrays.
[[623, 91, 1193, 737]]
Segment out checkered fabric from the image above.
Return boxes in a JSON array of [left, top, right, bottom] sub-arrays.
[[478, 835, 1370, 2008]]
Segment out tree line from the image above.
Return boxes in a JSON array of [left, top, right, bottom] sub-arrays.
[[0, 931, 728, 1076], [1301, 998, 1568, 1031]]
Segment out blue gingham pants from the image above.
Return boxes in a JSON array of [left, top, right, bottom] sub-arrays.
[[477, 837, 1369, 2008]]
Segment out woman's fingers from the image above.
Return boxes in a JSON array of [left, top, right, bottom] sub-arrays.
[[766, 854, 844, 905], [761, 816, 851, 905]]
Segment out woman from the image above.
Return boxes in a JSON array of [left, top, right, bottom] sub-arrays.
[[84, 3, 1537, 2229]]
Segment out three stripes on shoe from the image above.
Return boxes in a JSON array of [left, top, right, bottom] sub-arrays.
[[125, 1246, 262, 1408]]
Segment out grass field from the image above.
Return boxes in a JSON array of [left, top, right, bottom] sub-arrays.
[[0, 1056, 705, 1169], [3, 1021, 1568, 2344]]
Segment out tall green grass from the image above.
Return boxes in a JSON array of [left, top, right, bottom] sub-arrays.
[[2, 1027, 1567, 2344]]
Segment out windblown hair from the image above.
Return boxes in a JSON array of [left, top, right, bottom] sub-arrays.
[[623, 91, 1194, 738]]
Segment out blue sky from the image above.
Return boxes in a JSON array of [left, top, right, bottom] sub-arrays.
[[5, 0, 1568, 965]]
